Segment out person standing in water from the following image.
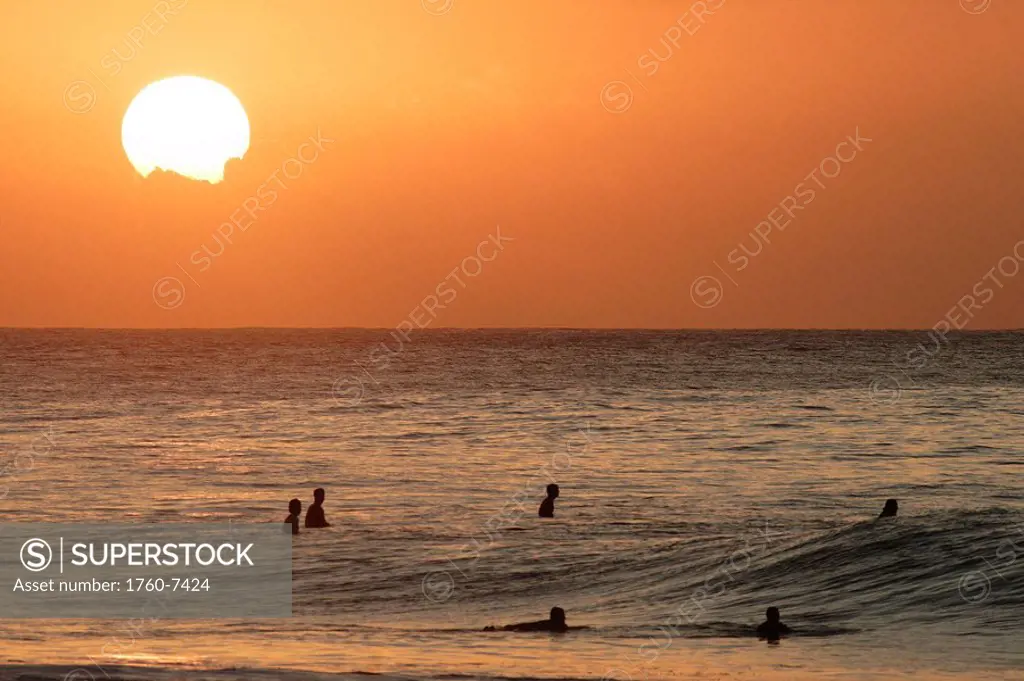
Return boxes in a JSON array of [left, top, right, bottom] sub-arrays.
[[878, 498, 899, 519], [285, 498, 302, 535], [305, 487, 331, 528], [756, 606, 791, 641], [539, 483, 560, 518]]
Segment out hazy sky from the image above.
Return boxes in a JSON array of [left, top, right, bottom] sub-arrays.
[[2, 0, 1022, 328]]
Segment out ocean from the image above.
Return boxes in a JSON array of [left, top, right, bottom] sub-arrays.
[[0, 329, 1022, 681]]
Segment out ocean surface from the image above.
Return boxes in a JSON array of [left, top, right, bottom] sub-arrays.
[[0, 329, 1022, 681]]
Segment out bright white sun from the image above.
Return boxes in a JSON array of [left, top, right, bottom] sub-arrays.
[[122, 76, 249, 184]]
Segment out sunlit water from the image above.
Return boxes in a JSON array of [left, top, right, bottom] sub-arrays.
[[1, 330, 1022, 681]]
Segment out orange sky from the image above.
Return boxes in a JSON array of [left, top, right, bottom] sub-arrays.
[[1, 0, 1022, 328]]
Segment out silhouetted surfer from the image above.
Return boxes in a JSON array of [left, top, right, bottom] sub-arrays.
[[878, 498, 898, 519], [485, 607, 569, 633], [305, 487, 331, 528], [756, 606, 791, 641], [285, 498, 302, 535], [539, 483, 560, 518]]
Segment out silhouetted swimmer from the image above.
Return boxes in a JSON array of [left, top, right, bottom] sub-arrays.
[[878, 499, 899, 519], [285, 498, 301, 535], [485, 607, 569, 633], [539, 483, 560, 518], [756, 607, 791, 641], [305, 487, 331, 528]]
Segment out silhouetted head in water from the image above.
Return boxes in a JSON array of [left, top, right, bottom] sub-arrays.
[[879, 499, 898, 518], [314, 488, 325, 503], [539, 484, 560, 518], [285, 498, 302, 535], [550, 607, 566, 626], [765, 606, 780, 623]]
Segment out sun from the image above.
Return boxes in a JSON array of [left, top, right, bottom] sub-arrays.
[[122, 76, 250, 184]]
